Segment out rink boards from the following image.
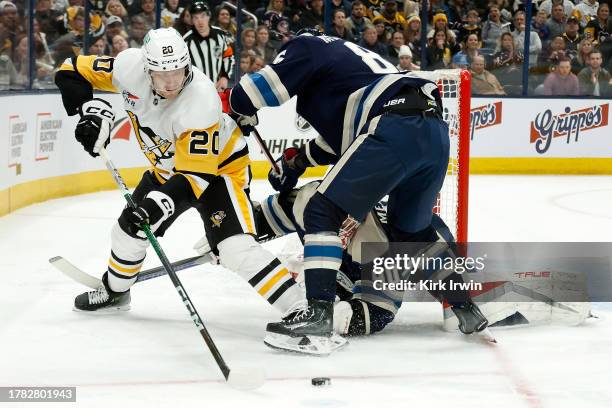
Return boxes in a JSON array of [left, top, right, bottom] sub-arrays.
[[1, 93, 611, 216]]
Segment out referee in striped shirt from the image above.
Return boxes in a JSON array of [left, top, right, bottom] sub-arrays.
[[183, 1, 235, 92]]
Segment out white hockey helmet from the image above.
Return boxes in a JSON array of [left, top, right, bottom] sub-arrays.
[[142, 28, 192, 92]]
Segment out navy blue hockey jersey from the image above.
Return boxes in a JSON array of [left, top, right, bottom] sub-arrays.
[[230, 34, 442, 165]]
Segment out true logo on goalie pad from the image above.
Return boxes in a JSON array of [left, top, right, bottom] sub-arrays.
[[210, 211, 226, 228]]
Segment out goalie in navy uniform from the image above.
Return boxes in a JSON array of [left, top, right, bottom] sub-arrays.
[[243, 182, 490, 339], [230, 30, 478, 354], [54, 28, 306, 317]]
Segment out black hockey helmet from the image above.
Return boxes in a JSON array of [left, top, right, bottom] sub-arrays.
[[190, 1, 210, 15], [295, 27, 324, 37]]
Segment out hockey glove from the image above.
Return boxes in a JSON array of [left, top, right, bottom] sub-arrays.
[[119, 191, 175, 239], [230, 112, 258, 136], [75, 98, 115, 157], [268, 147, 306, 192]]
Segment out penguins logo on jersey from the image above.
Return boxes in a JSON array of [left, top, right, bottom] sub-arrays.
[[210, 211, 226, 228], [127, 111, 174, 166]]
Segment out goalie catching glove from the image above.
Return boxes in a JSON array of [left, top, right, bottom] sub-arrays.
[[119, 191, 175, 239], [76, 98, 115, 157], [268, 147, 308, 192]]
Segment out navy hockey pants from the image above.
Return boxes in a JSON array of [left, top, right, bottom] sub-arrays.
[[302, 113, 450, 302]]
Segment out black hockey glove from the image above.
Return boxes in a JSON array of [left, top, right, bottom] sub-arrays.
[[230, 112, 258, 136], [268, 147, 307, 192], [119, 191, 175, 239], [75, 98, 115, 157]]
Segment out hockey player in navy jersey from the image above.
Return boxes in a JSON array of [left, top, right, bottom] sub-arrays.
[[253, 181, 489, 340], [230, 31, 451, 354]]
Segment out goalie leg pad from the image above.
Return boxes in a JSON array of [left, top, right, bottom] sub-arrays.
[[217, 234, 305, 314], [107, 222, 149, 292]]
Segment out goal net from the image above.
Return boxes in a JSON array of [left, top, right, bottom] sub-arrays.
[[412, 69, 471, 242]]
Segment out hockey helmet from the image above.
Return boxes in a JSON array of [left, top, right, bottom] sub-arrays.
[[142, 28, 192, 96]]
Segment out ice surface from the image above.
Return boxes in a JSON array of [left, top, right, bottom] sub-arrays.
[[1, 176, 611, 407]]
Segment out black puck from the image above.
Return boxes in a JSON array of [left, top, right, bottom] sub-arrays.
[[311, 377, 331, 386]]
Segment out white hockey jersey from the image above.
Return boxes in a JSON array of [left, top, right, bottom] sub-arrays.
[[58, 48, 249, 198]]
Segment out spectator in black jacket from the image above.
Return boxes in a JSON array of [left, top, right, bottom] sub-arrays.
[[358, 25, 387, 56], [300, 0, 324, 29], [327, 8, 356, 41], [386, 29, 405, 65], [425, 28, 460, 70], [577, 49, 612, 96]]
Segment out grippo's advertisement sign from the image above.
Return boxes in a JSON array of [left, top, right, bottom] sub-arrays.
[[530, 104, 609, 154], [470, 101, 503, 140]]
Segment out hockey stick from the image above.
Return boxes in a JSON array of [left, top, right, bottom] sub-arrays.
[[251, 128, 280, 173], [253, 127, 362, 246], [97, 147, 244, 385], [49, 253, 213, 289]]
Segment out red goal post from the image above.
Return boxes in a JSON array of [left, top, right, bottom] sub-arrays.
[[412, 69, 471, 243]]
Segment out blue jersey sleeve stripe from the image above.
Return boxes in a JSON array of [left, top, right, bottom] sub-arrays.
[[250, 72, 280, 106], [260, 67, 291, 105], [240, 74, 267, 109]]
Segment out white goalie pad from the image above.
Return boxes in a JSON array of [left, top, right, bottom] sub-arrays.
[[443, 270, 592, 331]]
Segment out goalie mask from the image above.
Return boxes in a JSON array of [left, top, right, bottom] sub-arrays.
[[142, 28, 192, 99]]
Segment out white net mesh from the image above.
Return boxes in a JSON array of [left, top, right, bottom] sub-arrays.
[[412, 69, 468, 241]]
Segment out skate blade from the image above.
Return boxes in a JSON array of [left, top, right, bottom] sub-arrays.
[[478, 328, 497, 343], [264, 332, 348, 356], [72, 304, 131, 313]]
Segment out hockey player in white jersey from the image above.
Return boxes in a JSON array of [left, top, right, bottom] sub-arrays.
[[54, 28, 304, 315]]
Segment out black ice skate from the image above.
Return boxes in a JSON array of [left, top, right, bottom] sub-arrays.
[[74, 273, 131, 312], [451, 299, 488, 334], [451, 299, 497, 342], [264, 299, 347, 355]]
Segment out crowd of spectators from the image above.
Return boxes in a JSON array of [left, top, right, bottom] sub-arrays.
[[1, 0, 611, 96]]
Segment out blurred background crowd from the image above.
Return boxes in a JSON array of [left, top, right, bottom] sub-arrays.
[[1, 0, 611, 96]]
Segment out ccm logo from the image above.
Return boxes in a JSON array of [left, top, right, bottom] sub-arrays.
[[85, 106, 115, 120]]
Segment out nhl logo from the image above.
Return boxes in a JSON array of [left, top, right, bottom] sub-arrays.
[[295, 114, 312, 132], [210, 211, 226, 228]]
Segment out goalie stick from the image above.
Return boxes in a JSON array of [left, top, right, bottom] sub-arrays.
[[49, 253, 213, 289]]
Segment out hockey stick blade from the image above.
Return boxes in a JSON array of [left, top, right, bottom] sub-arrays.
[[49, 256, 103, 289], [50, 254, 213, 289]]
